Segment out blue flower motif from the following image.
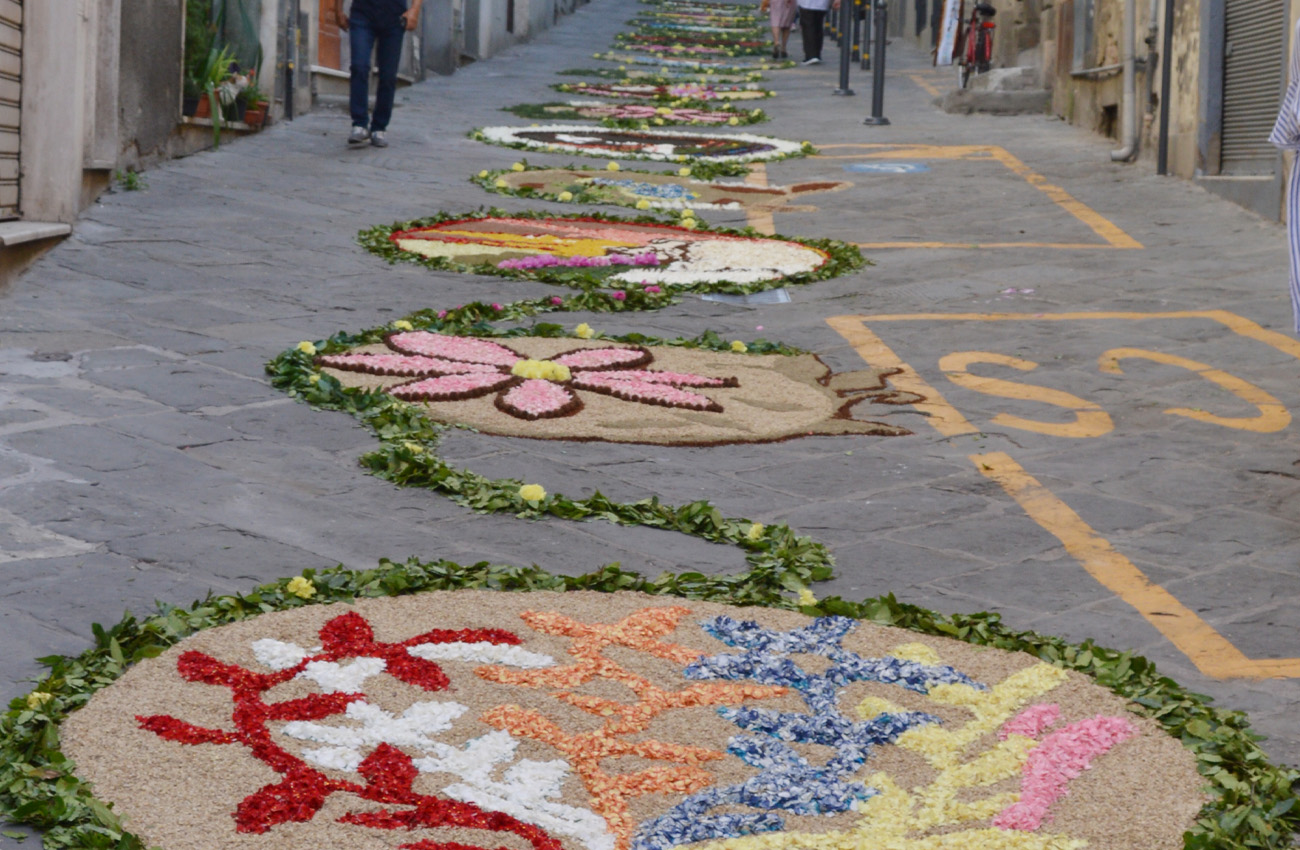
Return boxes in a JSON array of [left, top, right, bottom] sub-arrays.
[[589, 178, 700, 200], [632, 616, 984, 850]]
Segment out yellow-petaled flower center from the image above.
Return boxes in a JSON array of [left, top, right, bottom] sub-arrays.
[[511, 359, 572, 381]]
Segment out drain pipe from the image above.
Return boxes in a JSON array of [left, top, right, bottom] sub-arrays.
[[1111, 0, 1138, 161]]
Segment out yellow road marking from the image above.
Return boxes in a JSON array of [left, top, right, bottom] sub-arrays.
[[813, 144, 1143, 250], [827, 312, 1300, 679], [745, 162, 776, 235], [938, 351, 1114, 438], [908, 73, 943, 96]]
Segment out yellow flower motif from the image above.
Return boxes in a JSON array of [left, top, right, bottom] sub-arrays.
[[678, 167, 692, 177], [606, 161, 621, 171], [798, 588, 817, 606], [635, 199, 652, 210], [728, 117, 739, 125], [403, 441, 424, 453], [511, 359, 572, 381], [681, 208, 696, 218], [296, 341, 317, 355], [308, 374, 321, 384], [747, 522, 764, 540], [557, 191, 574, 202], [574, 322, 594, 339], [682, 219, 698, 229], [519, 483, 547, 502], [653, 118, 665, 125], [392, 320, 414, 331], [286, 576, 316, 599], [494, 178, 509, 188], [731, 340, 748, 353], [891, 642, 943, 665], [511, 162, 526, 172], [478, 169, 489, 178], [25, 692, 53, 710], [656, 106, 672, 115]]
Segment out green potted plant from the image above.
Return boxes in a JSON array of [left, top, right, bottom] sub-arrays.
[[182, 0, 215, 116], [196, 45, 238, 145], [240, 73, 269, 128]]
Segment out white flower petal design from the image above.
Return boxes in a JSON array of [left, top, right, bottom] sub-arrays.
[[406, 641, 557, 669], [282, 700, 469, 768], [299, 657, 388, 693], [251, 639, 310, 671]]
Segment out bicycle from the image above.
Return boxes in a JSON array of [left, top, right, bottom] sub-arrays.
[[955, 1, 996, 88]]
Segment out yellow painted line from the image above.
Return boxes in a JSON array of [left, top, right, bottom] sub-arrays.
[[824, 315, 979, 437], [813, 144, 1142, 250], [939, 351, 1114, 438], [971, 452, 1298, 679], [908, 73, 943, 96], [744, 162, 775, 235], [827, 312, 1300, 679]]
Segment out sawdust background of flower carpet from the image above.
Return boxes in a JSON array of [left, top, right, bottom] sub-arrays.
[[322, 338, 906, 444], [62, 590, 1204, 850]]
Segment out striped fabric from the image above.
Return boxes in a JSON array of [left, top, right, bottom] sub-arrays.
[[1268, 19, 1300, 333]]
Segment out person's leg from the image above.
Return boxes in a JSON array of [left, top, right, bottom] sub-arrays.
[[348, 15, 377, 129], [799, 7, 816, 58], [810, 9, 826, 58], [369, 22, 405, 131]]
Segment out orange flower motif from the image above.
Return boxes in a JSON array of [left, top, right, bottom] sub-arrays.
[[478, 607, 789, 850]]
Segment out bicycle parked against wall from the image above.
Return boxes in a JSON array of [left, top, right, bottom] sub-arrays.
[[956, 1, 996, 88]]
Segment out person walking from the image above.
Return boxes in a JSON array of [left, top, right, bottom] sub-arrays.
[[1271, 17, 1300, 333], [760, 0, 796, 59], [795, 0, 840, 65], [334, 0, 423, 148]]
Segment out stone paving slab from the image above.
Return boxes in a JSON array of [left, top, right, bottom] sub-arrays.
[[0, 5, 1298, 846]]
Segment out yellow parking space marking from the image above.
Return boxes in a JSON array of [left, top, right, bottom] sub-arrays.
[[1099, 347, 1291, 433], [939, 351, 1115, 438], [826, 312, 1300, 679], [813, 144, 1143, 250], [908, 73, 943, 96]]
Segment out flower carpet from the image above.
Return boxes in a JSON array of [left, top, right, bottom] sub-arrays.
[[474, 165, 848, 214], [503, 100, 767, 127], [2, 1, 1298, 849], [59, 591, 1207, 850]]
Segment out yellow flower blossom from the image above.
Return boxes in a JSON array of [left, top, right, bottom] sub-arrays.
[[574, 322, 594, 339], [731, 340, 748, 353], [478, 169, 489, 178], [308, 374, 321, 384], [798, 588, 817, 606], [656, 106, 673, 115], [286, 576, 316, 599], [557, 191, 574, 202], [511, 359, 572, 381], [635, 199, 652, 210], [728, 117, 739, 125], [747, 522, 764, 540], [25, 692, 53, 710], [606, 161, 621, 171], [682, 219, 698, 229], [392, 320, 414, 331], [678, 167, 692, 177], [653, 118, 665, 125], [511, 162, 526, 171], [519, 483, 547, 502], [494, 178, 509, 188], [403, 442, 423, 453], [890, 642, 943, 665], [296, 341, 317, 355]]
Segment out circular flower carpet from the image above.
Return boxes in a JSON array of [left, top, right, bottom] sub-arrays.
[[315, 334, 907, 443], [474, 126, 808, 162], [60, 591, 1204, 850]]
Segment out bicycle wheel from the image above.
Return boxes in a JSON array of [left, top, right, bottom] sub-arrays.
[[975, 29, 990, 73]]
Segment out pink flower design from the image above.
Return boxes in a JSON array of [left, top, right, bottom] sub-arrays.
[[999, 703, 1060, 740], [993, 714, 1138, 831], [317, 331, 739, 420]]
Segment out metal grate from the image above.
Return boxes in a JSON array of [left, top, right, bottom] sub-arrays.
[[1222, 0, 1286, 175], [0, 0, 19, 220]]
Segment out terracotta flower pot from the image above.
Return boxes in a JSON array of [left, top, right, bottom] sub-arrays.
[[195, 95, 212, 119]]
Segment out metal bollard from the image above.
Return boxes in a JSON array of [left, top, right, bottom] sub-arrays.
[[863, 0, 889, 125], [860, 0, 871, 70], [833, 0, 856, 95]]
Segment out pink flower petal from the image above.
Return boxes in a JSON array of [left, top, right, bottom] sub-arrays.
[[1000, 703, 1061, 741], [586, 369, 738, 387], [571, 373, 723, 411], [389, 372, 515, 402], [550, 347, 651, 371], [496, 379, 582, 420], [317, 352, 500, 377], [388, 332, 521, 366]]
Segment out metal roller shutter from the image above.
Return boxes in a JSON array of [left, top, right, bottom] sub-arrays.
[[1222, 0, 1286, 175], [0, 0, 18, 219]]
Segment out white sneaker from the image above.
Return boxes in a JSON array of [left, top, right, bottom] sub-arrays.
[[347, 125, 371, 146], [802, 56, 822, 65], [370, 130, 388, 148]]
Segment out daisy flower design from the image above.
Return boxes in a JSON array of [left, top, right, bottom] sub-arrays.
[[316, 332, 739, 420]]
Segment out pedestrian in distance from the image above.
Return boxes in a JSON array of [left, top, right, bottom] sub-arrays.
[[760, 0, 796, 59], [795, 0, 840, 65], [1271, 17, 1300, 334], [334, 0, 424, 148]]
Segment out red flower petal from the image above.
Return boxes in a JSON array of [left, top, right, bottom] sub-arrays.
[[318, 612, 376, 654], [234, 766, 342, 833], [136, 715, 238, 745], [400, 627, 523, 648], [357, 743, 421, 802], [382, 647, 452, 691], [264, 692, 359, 721]]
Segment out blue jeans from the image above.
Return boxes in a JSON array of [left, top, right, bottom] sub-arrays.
[[349, 10, 405, 131]]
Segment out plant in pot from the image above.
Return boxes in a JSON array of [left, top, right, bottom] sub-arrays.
[[239, 74, 269, 128], [197, 46, 238, 146], [183, 0, 215, 116]]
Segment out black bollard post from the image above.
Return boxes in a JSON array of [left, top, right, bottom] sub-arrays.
[[833, 0, 855, 95], [863, 0, 890, 124], [861, 0, 871, 69]]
